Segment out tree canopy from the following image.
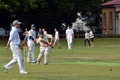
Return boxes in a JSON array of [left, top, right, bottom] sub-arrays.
[[0, 0, 110, 33], [0, 0, 110, 11]]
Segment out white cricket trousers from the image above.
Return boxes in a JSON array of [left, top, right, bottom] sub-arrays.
[[37, 47, 50, 64], [67, 38, 73, 49], [4, 45, 26, 73], [53, 38, 59, 46], [27, 40, 36, 63]]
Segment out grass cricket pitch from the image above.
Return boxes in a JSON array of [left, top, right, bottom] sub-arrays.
[[0, 38, 120, 80]]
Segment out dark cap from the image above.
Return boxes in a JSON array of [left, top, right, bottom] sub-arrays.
[[31, 24, 36, 28], [39, 31, 44, 35]]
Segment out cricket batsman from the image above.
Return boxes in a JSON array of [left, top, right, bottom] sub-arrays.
[[27, 24, 36, 63], [36, 31, 54, 65]]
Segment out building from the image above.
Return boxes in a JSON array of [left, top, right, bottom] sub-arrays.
[[101, 0, 120, 35]]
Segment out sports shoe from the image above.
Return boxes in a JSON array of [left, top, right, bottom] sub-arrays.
[[37, 61, 40, 64], [44, 63, 48, 65], [20, 71, 28, 74], [51, 46, 54, 48], [31, 61, 36, 63], [3, 66, 8, 73]]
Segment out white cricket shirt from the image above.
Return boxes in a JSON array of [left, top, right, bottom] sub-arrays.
[[9, 27, 20, 45], [89, 31, 94, 38], [85, 32, 90, 39], [43, 34, 52, 42], [37, 34, 53, 48], [28, 29, 36, 40], [66, 28, 74, 39], [55, 31, 59, 39]]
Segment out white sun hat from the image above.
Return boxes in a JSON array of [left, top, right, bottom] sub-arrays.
[[13, 20, 21, 26]]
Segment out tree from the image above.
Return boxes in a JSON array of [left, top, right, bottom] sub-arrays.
[[0, 0, 111, 33]]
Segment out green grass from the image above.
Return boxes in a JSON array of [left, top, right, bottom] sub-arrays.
[[0, 38, 120, 80]]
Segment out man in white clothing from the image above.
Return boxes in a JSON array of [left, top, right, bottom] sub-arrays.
[[89, 28, 94, 47], [84, 31, 90, 47], [66, 26, 74, 50], [36, 31, 54, 65], [27, 24, 36, 63], [3, 20, 28, 74], [53, 28, 61, 48]]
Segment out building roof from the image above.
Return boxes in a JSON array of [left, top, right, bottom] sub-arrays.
[[102, 0, 120, 6]]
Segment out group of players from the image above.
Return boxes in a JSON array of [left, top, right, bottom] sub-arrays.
[[23, 25, 55, 64], [3, 20, 94, 74]]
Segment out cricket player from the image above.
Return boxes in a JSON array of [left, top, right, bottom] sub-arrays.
[[89, 28, 94, 47], [53, 28, 61, 48], [3, 20, 28, 74], [37, 28, 42, 37], [27, 24, 36, 63], [66, 26, 74, 50], [42, 28, 47, 34], [36, 31, 54, 65], [84, 31, 90, 47]]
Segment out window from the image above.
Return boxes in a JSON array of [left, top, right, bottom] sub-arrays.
[[103, 12, 106, 30], [109, 12, 113, 30]]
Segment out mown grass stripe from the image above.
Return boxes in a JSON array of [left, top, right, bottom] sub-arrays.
[[60, 61, 120, 66]]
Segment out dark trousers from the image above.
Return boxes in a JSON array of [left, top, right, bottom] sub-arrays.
[[84, 39, 90, 46]]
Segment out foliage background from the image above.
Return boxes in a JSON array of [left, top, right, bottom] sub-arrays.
[[0, 0, 110, 33]]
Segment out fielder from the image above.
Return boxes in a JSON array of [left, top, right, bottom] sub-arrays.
[[53, 28, 61, 48], [66, 26, 74, 50], [27, 24, 36, 63], [36, 31, 54, 65], [84, 31, 90, 47], [89, 28, 94, 47], [3, 20, 28, 74]]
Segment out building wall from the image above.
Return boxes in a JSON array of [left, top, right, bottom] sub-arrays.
[[116, 6, 120, 34], [116, 6, 120, 12], [115, 12, 120, 34], [102, 8, 115, 35]]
